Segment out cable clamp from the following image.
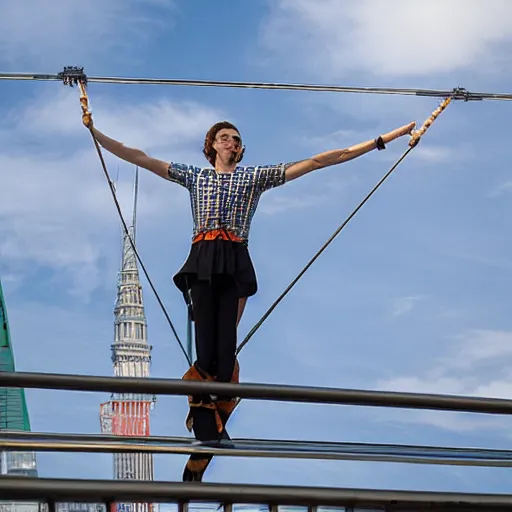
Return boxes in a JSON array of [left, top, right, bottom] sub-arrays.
[[58, 66, 87, 87]]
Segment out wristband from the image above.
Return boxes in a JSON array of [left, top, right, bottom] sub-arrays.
[[375, 136, 386, 151]]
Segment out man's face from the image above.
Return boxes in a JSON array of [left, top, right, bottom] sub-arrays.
[[213, 128, 242, 162]]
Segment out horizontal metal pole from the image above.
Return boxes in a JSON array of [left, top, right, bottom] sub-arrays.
[[0, 477, 511, 509], [1, 431, 512, 468], [0, 70, 511, 101], [1, 371, 512, 415]]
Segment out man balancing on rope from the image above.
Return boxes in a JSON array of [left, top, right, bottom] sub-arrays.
[[83, 116, 415, 481]]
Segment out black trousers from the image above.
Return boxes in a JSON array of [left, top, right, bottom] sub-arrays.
[[189, 275, 239, 386]]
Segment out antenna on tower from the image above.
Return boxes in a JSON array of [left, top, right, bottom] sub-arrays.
[[101, 162, 155, 505], [132, 166, 139, 243], [114, 164, 120, 193], [114, 165, 122, 270]]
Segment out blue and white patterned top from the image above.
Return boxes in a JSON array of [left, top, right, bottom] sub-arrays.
[[166, 163, 287, 243]]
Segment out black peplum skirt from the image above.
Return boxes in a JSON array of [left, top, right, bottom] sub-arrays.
[[173, 238, 258, 301]]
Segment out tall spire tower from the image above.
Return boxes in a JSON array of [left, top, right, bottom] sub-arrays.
[[100, 168, 156, 512]]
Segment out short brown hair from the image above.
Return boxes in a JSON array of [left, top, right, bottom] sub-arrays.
[[203, 121, 245, 166]]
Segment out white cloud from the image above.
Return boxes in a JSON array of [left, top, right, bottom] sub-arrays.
[[449, 330, 512, 370], [375, 329, 512, 432], [304, 129, 361, 149], [385, 408, 509, 434], [488, 180, 512, 197], [439, 252, 512, 272], [0, 149, 108, 297], [0, 0, 175, 67], [258, 170, 358, 216], [412, 145, 462, 163], [380, 329, 512, 393], [12, 86, 225, 157], [0, 88, 223, 298], [378, 376, 467, 396], [261, 0, 512, 77], [391, 294, 425, 317], [258, 193, 323, 215]]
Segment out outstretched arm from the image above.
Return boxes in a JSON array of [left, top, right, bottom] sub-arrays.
[[285, 121, 416, 182], [89, 126, 170, 180]]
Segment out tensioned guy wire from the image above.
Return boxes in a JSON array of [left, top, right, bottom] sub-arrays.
[[1, 69, 512, 101]]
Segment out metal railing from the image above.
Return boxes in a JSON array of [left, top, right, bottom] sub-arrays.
[[0, 371, 511, 413], [1, 431, 512, 468], [0, 370, 511, 511], [1, 477, 512, 511]]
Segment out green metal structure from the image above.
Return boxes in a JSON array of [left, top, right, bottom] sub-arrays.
[[0, 279, 31, 431]]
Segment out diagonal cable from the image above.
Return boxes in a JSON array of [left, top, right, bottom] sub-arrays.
[[238, 95, 454, 354], [237, 146, 414, 354], [70, 75, 192, 366]]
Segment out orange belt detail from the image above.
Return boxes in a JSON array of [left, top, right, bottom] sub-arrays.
[[193, 229, 242, 244]]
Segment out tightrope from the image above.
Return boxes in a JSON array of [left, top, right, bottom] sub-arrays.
[[1, 68, 512, 101]]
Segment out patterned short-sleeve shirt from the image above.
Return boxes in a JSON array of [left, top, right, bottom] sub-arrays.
[[166, 163, 287, 242]]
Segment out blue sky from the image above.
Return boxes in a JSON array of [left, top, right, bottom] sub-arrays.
[[2, 0, 512, 497]]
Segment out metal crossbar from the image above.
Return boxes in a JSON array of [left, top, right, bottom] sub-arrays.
[[1, 477, 512, 510], [0, 431, 511, 468], [0, 372, 510, 510], [0, 371, 511, 414]]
